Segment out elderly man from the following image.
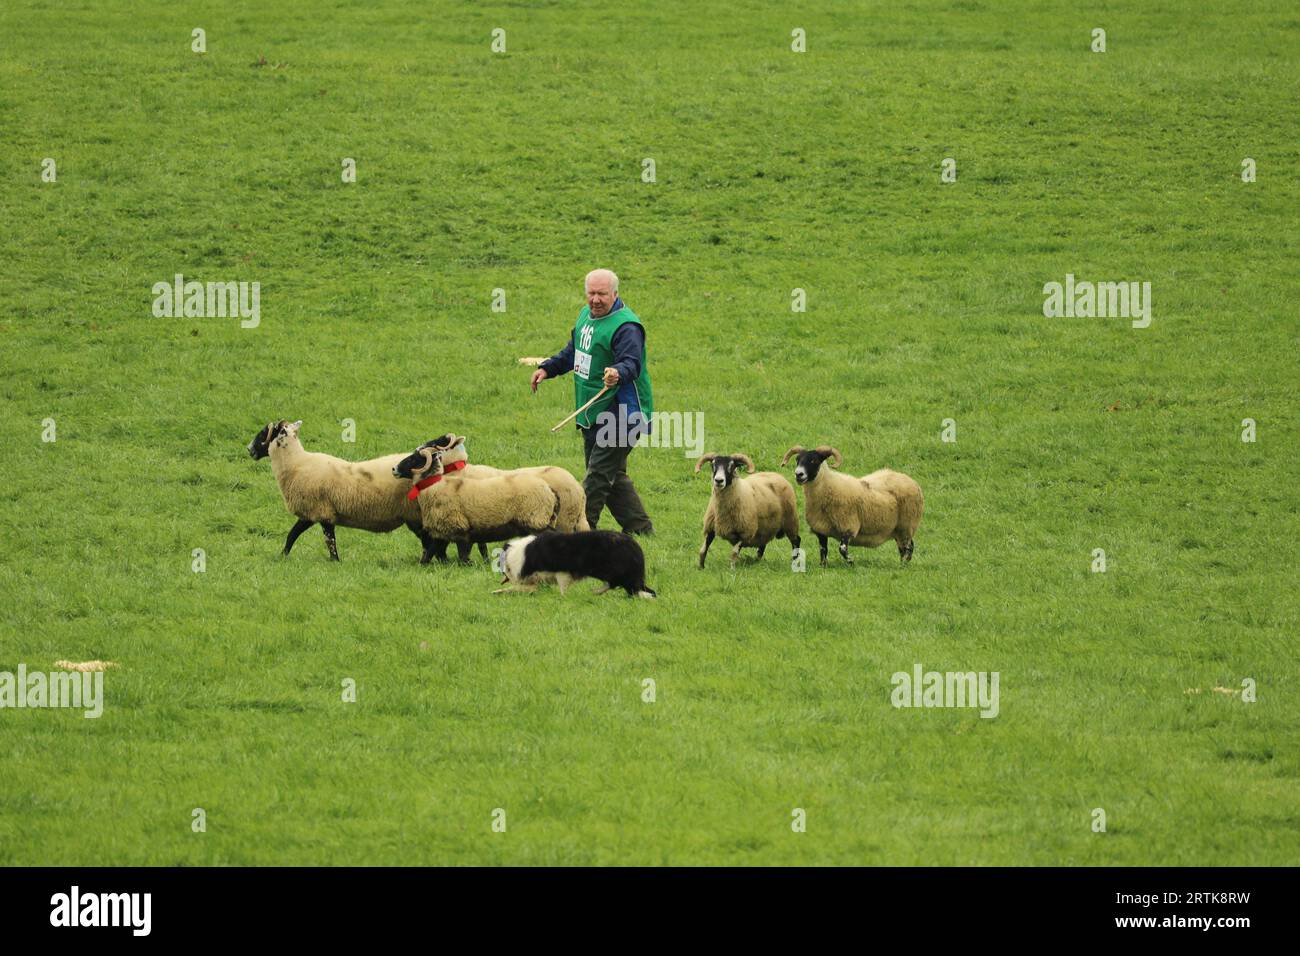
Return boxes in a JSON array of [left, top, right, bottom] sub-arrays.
[[530, 269, 655, 535]]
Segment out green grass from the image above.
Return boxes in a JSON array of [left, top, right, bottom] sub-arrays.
[[1, 0, 1297, 865]]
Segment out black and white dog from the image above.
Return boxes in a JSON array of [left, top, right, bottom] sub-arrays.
[[497, 531, 657, 599]]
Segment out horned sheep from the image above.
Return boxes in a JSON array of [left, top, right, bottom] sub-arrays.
[[424, 433, 590, 533], [695, 452, 802, 569], [781, 445, 923, 566], [392, 445, 561, 564]]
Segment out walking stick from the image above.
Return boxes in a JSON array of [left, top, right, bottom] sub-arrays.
[[551, 385, 610, 432]]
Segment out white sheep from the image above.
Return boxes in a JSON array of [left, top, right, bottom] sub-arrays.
[[392, 445, 561, 564], [246, 420, 432, 561], [423, 433, 590, 533], [781, 445, 923, 567], [695, 452, 801, 569]]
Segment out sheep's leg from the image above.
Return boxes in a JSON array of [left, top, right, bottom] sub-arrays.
[[455, 541, 473, 565], [899, 538, 914, 563], [283, 518, 314, 556], [424, 539, 450, 564], [322, 522, 339, 561], [838, 536, 853, 565], [729, 541, 743, 570], [408, 522, 438, 565], [817, 534, 829, 566], [755, 543, 767, 561], [698, 530, 715, 569], [478, 542, 489, 561]]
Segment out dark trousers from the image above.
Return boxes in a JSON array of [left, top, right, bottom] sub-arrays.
[[581, 426, 653, 533]]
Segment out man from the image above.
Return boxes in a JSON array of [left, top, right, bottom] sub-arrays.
[[530, 269, 654, 534]]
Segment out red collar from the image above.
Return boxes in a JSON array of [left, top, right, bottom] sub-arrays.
[[406, 459, 467, 499]]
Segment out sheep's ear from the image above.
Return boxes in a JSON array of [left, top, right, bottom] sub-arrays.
[[812, 445, 840, 467], [781, 446, 804, 467], [694, 453, 716, 474]]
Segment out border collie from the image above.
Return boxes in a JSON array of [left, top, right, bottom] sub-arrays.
[[497, 531, 656, 599]]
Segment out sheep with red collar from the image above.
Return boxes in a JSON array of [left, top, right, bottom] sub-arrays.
[[421, 433, 590, 535], [392, 444, 561, 565], [246, 419, 434, 561], [780, 445, 923, 567]]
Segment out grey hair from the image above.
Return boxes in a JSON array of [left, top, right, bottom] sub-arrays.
[[585, 268, 619, 293]]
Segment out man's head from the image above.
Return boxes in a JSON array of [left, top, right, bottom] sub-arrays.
[[585, 268, 619, 317]]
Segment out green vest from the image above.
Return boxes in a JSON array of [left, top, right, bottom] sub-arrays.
[[572, 305, 653, 429]]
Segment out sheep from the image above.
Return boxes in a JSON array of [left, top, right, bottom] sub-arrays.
[[422, 433, 591, 533], [695, 453, 801, 570], [392, 445, 561, 564], [246, 420, 439, 561], [781, 445, 923, 567]]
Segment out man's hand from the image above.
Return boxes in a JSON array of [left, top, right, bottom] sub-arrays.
[[602, 367, 620, 387], [530, 368, 549, 392]]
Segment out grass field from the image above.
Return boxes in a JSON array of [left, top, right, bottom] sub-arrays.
[[1, 1, 1297, 865]]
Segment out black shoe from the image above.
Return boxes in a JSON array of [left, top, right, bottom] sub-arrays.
[[623, 524, 655, 537]]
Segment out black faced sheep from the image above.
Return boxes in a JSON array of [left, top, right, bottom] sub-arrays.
[[392, 445, 561, 565], [695, 453, 801, 570], [423, 433, 590, 534], [247, 420, 434, 561], [781, 445, 923, 567]]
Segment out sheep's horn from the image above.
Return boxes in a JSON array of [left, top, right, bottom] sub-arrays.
[[413, 445, 440, 478], [814, 445, 842, 467], [694, 453, 716, 473], [780, 445, 805, 466], [732, 453, 755, 473]]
